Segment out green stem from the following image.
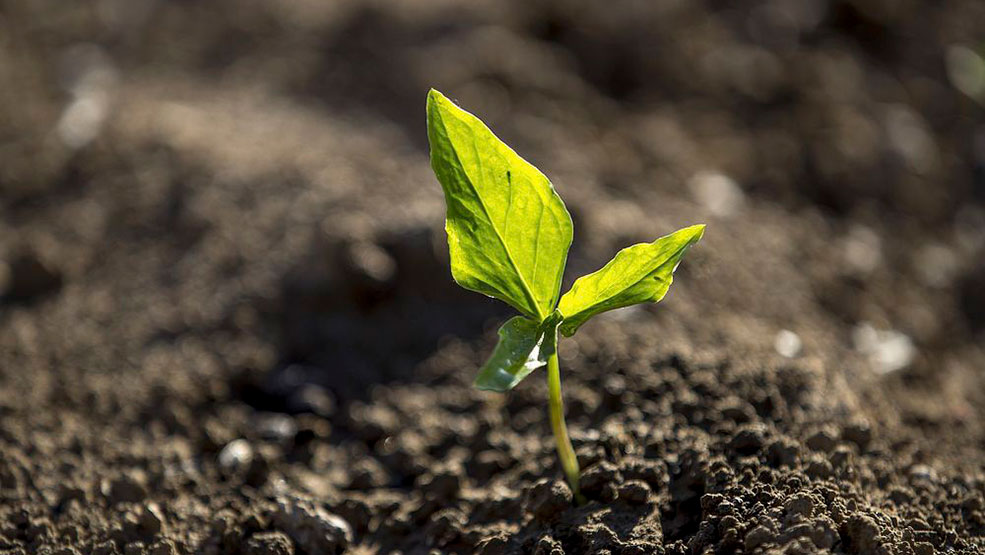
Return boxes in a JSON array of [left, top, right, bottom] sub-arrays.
[[546, 350, 583, 503]]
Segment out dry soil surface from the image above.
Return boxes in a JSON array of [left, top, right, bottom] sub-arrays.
[[2, 1, 985, 554]]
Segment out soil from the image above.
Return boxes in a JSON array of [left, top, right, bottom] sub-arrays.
[[2, 1, 985, 553]]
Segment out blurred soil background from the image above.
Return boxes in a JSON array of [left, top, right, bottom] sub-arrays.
[[1, 0, 985, 553]]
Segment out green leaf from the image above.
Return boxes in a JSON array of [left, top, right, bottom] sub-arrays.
[[427, 89, 573, 320], [557, 224, 705, 337], [475, 311, 562, 392]]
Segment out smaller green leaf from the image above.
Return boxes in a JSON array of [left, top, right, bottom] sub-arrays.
[[475, 311, 562, 392], [557, 224, 705, 337]]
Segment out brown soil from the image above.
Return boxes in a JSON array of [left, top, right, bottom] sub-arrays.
[[2, 1, 985, 554]]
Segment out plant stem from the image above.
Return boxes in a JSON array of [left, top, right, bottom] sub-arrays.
[[546, 350, 583, 502]]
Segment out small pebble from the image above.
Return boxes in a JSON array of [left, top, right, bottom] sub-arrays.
[[256, 413, 297, 443], [774, 329, 803, 358], [688, 170, 745, 217], [852, 322, 915, 375], [909, 464, 937, 482], [342, 241, 396, 285], [218, 439, 254, 472]]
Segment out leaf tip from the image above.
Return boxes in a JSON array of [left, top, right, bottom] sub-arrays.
[[426, 88, 441, 118], [426, 88, 454, 116]]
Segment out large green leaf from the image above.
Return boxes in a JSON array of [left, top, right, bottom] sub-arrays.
[[557, 224, 705, 336], [475, 311, 562, 392], [427, 89, 573, 320]]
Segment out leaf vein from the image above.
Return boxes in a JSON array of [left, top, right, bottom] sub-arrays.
[[436, 108, 545, 319]]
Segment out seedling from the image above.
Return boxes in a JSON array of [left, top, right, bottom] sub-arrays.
[[426, 89, 704, 499]]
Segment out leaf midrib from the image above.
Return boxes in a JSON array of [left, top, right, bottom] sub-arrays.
[[436, 109, 546, 320]]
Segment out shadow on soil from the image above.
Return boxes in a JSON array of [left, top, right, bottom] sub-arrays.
[[233, 227, 508, 411]]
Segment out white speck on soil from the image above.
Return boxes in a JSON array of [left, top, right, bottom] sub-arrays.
[[55, 44, 118, 149], [688, 170, 745, 217], [842, 225, 882, 274], [774, 329, 803, 358], [852, 322, 916, 375], [218, 439, 254, 471], [256, 412, 297, 442], [914, 243, 959, 288]]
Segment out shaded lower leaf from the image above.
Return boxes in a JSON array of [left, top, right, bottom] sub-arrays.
[[475, 312, 562, 392]]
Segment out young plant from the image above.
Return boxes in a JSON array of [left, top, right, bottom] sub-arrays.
[[426, 89, 705, 498]]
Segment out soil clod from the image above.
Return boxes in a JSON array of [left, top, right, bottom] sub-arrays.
[[526, 479, 573, 523]]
